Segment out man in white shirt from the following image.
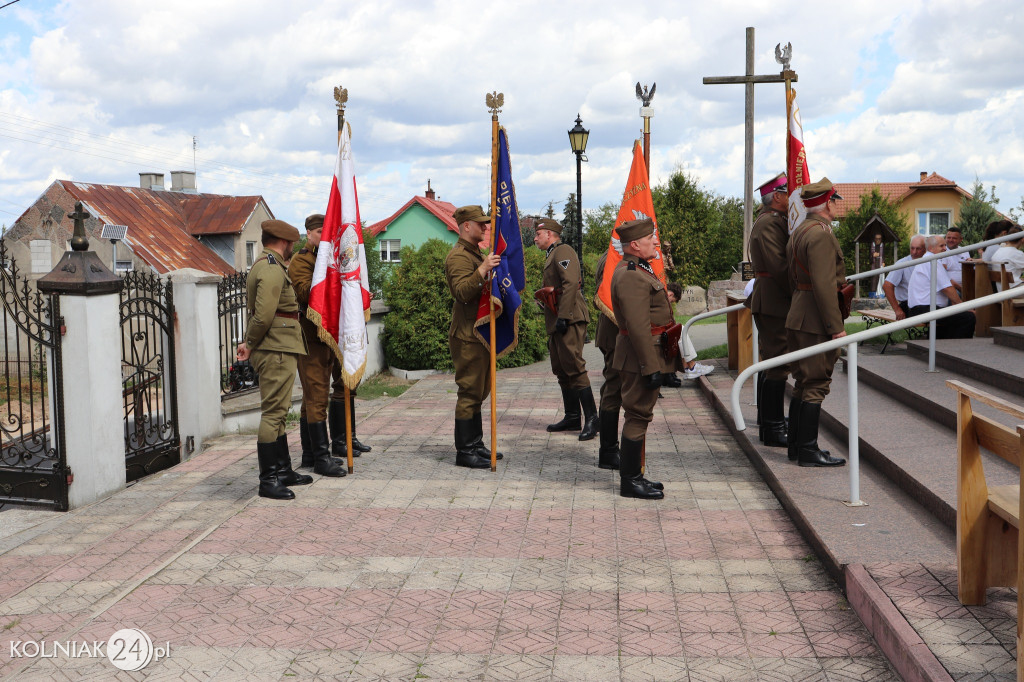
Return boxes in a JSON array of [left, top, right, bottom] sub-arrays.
[[882, 235, 926, 320], [907, 235, 975, 338], [942, 228, 969, 291]]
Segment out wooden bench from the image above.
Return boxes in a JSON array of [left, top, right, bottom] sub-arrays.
[[859, 309, 925, 354], [997, 264, 1024, 327], [965, 260, 1003, 336], [948, 380, 1023, 680]]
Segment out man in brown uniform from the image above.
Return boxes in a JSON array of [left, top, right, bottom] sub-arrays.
[[445, 205, 502, 468], [534, 219, 598, 440], [594, 251, 620, 470], [288, 214, 345, 478], [236, 219, 314, 499], [749, 173, 792, 449], [785, 179, 847, 468], [611, 218, 683, 499]]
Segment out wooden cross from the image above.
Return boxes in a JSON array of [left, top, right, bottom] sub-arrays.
[[703, 27, 797, 260]]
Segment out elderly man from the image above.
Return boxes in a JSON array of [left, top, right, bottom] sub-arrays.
[[785, 179, 847, 468], [882, 235, 927, 320], [907, 235, 976, 339]]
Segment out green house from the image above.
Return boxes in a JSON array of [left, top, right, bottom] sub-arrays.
[[367, 183, 459, 262]]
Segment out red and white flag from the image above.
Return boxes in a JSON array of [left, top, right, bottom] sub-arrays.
[[307, 122, 371, 390], [786, 88, 811, 234]]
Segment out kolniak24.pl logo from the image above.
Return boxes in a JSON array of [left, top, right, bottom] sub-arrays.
[[9, 628, 170, 671]]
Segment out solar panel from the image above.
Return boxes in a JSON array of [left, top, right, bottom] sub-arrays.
[[101, 224, 128, 241]]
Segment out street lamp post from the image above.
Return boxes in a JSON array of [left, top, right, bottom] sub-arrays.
[[567, 114, 589, 263]]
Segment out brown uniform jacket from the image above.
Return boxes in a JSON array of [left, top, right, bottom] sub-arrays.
[[288, 247, 326, 348], [594, 252, 617, 355], [245, 248, 308, 354], [785, 216, 847, 336], [749, 209, 792, 316], [610, 254, 682, 376], [445, 237, 487, 343], [542, 242, 589, 334]]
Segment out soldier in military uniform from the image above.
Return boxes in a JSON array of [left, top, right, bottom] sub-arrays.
[[287, 214, 345, 478], [534, 219, 598, 441], [749, 173, 792, 449], [236, 219, 314, 499], [594, 251, 621, 470], [445, 205, 502, 468], [610, 218, 683, 499], [785, 179, 847, 468]]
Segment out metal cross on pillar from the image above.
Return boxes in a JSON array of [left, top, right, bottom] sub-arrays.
[[703, 27, 797, 260]]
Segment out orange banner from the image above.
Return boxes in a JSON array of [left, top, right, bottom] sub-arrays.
[[595, 141, 667, 324]]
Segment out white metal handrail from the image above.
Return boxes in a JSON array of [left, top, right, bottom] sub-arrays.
[[729, 284, 1024, 506], [847, 230, 1022, 283]]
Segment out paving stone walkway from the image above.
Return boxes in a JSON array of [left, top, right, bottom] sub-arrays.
[[0, 356, 899, 680]]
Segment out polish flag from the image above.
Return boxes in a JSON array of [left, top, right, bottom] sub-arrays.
[[786, 88, 811, 234]]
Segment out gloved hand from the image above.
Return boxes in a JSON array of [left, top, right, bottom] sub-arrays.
[[644, 371, 663, 389], [555, 318, 569, 334]]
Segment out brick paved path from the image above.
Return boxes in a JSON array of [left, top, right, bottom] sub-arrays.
[[0, 360, 898, 680]]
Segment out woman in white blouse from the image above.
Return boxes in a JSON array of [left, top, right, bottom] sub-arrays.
[[981, 219, 1013, 262], [990, 227, 1024, 286]]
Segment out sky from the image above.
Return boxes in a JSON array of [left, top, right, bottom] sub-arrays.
[[1, 0, 1023, 232]]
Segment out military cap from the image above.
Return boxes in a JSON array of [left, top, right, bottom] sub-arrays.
[[756, 172, 787, 197], [536, 218, 563, 235], [261, 219, 301, 241], [617, 218, 655, 242], [453, 205, 490, 225], [801, 178, 843, 207], [305, 214, 325, 231]]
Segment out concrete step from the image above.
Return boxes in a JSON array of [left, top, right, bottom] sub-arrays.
[[905, 337, 1024, 398], [992, 325, 1024, 351]]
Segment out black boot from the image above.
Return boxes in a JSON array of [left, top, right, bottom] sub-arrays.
[[578, 387, 600, 441], [620, 436, 663, 499], [329, 399, 359, 458], [455, 418, 490, 468], [349, 394, 371, 453], [547, 387, 581, 432], [796, 402, 846, 468], [276, 435, 313, 486], [787, 397, 801, 462], [310, 421, 346, 477], [469, 412, 504, 460], [257, 441, 294, 500], [760, 379, 788, 448], [640, 437, 664, 491], [756, 372, 765, 433], [299, 417, 313, 468], [597, 411, 620, 470]]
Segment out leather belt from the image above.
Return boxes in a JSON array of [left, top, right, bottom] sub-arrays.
[[755, 271, 772, 278], [619, 323, 675, 336], [275, 311, 299, 319], [795, 283, 812, 291]]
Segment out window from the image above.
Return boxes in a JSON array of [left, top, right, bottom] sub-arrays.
[[115, 260, 134, 273], [246, 241, 256, 267], [30, 240, 49, 274], [917, 211, 952, 236], [380, 239, 401, 262]]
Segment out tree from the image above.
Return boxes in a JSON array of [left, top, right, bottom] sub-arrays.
[[1009, 196, 1024, 224], [560, 193, 580, 254], [956, 178, 1000, 245], [581, 201, 618, 255], [834, 185, 912, 276]]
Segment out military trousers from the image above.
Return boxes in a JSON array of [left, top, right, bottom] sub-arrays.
[[786, 329, 838, 404], [251, 349, 298, 443], [450, 335, 491, 420], [619, 370, 659, 441], [548, 322, 590, 391], [598, 348, 622, 413], [297, 331, 334, 423], [752, 312, 791, 381]]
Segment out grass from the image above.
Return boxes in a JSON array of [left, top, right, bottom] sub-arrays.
[[357, 371, 414, 400], [676, 313, 728, 326], [696, 343, 728, 361]]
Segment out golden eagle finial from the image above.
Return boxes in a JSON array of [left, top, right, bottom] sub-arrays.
[[334, 86, 349, 111], [486, 91, 504, 116]]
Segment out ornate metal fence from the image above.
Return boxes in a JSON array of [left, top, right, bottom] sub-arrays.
[[217, 271, 258, 396], [120, 271, 180, 481], [0, 240, 68, 510]]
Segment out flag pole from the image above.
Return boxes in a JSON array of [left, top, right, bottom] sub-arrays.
[[336, 86, 355, 475], [486, 92, 502, 472]]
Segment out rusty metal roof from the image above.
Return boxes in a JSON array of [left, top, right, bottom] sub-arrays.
[[58, 181, 263, 275]]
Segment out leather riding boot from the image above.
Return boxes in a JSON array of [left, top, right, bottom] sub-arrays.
[[547, 387, 581, 432], [349, 394, 371, 453], [310, 421, 346, 477], [787, 397, 802, 462], [797, 402, 846, 468], [619, 436, 664, 500], [257, 441, 294, 500], [578, 387, 600, 441], [760, 379, 789, 448], [756, 372, 765, 434], [276, 435, 313, 486], [299, 417, 314, 468], [329, 399, 359, 458], [470, 411, 503, 460], [597, 411, 620, 470], [640, 436, 664, 491], [455, 418, 490, 468]]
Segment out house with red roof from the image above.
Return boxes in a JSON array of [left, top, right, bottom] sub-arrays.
[[3, 171, 272, 279], [832, 172, 974, 236], [366, 181, 460, 262]]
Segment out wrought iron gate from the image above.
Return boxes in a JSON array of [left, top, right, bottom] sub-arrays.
[[218, 270, 258, 395], [120, 271, 179, 481], [0, 241, 69, 510]]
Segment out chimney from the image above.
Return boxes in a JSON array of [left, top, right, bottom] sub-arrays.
[[425, 179, 435, 201], [170, 170, 197, 193], [139, 172, 165, 191], [920, 171, 928, 181]]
